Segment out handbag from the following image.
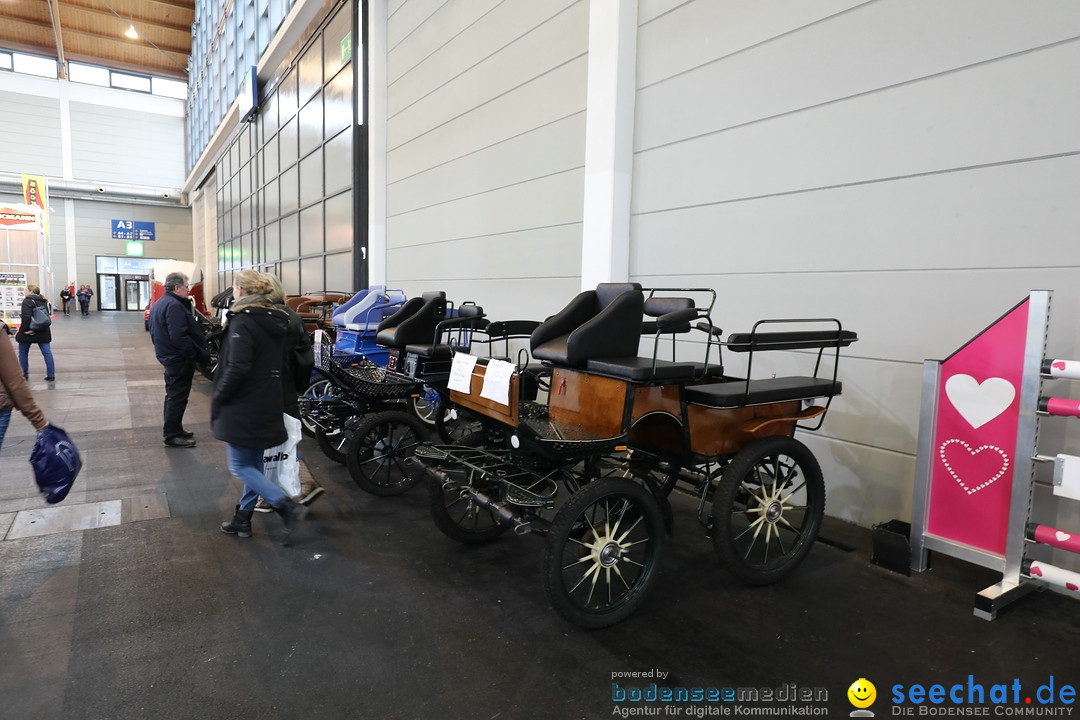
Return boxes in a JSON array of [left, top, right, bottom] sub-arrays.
[[29, 424, 82, 504], [263, 414, 302, 497], [30, 303, 52, 331]]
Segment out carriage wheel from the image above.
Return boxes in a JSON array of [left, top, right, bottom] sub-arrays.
[[712, 436, 825, 585], [300, 377, 336, 437], [345, 410, 426, 496], [543, 478, 664, 629], [314, 414, 363, 465], [428, 458, 512, 544], [408, 384, 442, 426]]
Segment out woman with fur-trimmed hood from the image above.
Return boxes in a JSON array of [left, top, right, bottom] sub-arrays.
[[214, 269, 307, 544]]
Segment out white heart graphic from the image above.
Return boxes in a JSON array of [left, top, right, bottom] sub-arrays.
[[939, 439, 1010, 495], [945, 374, 1016, 429], [1057, 531, 1072, 542]]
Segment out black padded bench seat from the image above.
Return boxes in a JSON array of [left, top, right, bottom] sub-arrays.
[[726, 330, 858, 352], [684, 376, 842, 408], [404, 343, 454, 359], [585, 356, 698, 382]]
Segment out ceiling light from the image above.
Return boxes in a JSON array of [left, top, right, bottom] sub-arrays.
[[125, 24, 138, 39]]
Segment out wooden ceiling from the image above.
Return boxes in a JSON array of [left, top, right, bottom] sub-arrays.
[[0, 0, 194, 81]]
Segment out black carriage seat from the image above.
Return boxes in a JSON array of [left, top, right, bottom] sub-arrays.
[[640, 295, 724, 380], [684, 328, 857, 408], [405, 304, 488, 359], [684, 376, 842, 409], [586, 356, 699, 382], [531, 283, 645, 367], [376, 291, 447, 349]]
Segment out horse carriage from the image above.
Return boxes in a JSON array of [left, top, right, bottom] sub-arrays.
[[407, 283, 857, 628]]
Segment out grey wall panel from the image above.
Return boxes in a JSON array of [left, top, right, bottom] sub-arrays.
[[638, 0, 868, 89], [387, 170, 584, 248], [387, 0, 450, 51], [387, 0, 501, 86], [389, 1, 586, 149], [386, 0, 588, 312], [387, 113, 585, 216], [630, 154, 1080, 277], [0, 91, 63, 176], [387, 56, 588, 182], [634, 41, 1080, 214], [68, 103, 185, 187], [636, 1, 1080, 151], [389, 0, 578, 114]]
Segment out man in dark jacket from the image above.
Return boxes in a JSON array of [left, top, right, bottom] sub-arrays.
[[148, 272, 211, 448]]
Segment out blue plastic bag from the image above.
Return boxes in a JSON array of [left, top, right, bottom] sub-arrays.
[[29, 424, 82, 504]]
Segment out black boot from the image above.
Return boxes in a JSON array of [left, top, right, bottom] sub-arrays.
[[220, 506, 253, 538], [273, 498, 308, 546]]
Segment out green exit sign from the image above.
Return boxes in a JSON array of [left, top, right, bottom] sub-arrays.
[[125, 241, 144, 256]]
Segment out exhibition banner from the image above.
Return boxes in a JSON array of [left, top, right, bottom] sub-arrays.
[[925, 298, 1030, 556]]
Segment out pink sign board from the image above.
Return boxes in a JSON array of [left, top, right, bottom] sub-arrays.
[[926, 299, 1029, 556]]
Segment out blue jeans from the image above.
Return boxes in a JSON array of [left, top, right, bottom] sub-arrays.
[[18, 342, 55, 378], [0, 409, 10, 454], [227, 444, 288, 512]]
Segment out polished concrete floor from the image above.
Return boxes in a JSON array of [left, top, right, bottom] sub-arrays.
[[1, 310, 1078, 720]]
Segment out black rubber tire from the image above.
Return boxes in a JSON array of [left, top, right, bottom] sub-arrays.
[[345, 410, 426, 496], [315, 426, 349, 464], [712, 435, 825, 585], [428, 452, 512, 544], [543, 478, 664, 629], [299, 377, 335, 438]]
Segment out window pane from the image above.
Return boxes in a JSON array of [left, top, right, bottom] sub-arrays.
[[300, 256, 324, 294], [280, 213, 299, 259], [325, 251, 352, 293], [70, 63, 110, 86], [153, 77, 188, 99], [14, 53, 57, 78], [299, 150, 322, 207], [324, 128, 351, 194], [280, 165, 298, 214], [111, 71, 151, 92], [280, 260, 299, 295], [300, 203, 323, 253], [325, 190, 352, 251], [0, 53, 12, 71]]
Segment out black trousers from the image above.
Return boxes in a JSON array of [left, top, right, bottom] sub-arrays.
[[162, 360, 195, 439]]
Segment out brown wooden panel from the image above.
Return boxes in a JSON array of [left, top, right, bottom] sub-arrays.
[[448, 362, 519, 427], [686, 401, 801, 457], [548, 369, 628, 438]]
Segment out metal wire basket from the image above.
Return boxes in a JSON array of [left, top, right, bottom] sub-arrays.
[[316, 343, 422, 399]]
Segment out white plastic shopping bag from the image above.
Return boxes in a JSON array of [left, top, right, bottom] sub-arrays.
[[263, 414, 303, 498]]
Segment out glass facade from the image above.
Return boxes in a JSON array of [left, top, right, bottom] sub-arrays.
[[212, 0, 359, 294]]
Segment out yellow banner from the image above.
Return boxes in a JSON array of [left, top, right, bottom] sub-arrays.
[[20, 174, 47, 233]]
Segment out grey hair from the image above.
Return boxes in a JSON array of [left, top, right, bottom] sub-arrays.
[[164, 273, 188, 292]]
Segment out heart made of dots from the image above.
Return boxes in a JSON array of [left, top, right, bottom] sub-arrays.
[[939, 439, 1010, 495]]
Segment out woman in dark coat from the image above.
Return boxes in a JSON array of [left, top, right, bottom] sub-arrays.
[[214, 269, 307, 544], [16, 285, 56, 382]]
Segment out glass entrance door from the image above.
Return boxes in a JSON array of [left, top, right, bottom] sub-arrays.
[[99, 274, 119, 310], [122, 277, 150, 311]]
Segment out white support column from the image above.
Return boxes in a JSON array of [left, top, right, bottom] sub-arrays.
[[58, 79, 78, 288], [366, 0, 388, 287], [580, 0, 637, 291]]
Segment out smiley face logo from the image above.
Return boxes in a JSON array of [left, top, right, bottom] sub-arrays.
[[847, 678, 876, 709]]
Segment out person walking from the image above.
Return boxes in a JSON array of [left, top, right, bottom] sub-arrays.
[[216, 270, 307, 545], [0, 323, 48, 454], [77, 285, 93, 316], [16, 285, 56, 382], [148, 272, 210, 448], [59, 286, 72, 316], [254, 273, 321, 513]]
